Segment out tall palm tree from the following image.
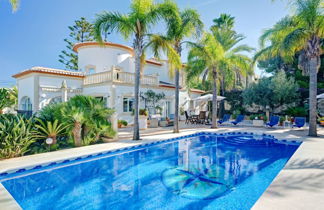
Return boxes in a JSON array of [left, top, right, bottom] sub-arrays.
[[187, 30, 252, 128], [148, 7, 203, 133], [255, 0, 324, 136], [187, 33, 225, 128], [211, 14, 254, 93], [94, 0, 179, 140]]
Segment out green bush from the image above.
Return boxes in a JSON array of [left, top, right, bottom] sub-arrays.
[[285, 107, 308, 117], [118, 120, 128, 127], [0, 114, 34, 159]]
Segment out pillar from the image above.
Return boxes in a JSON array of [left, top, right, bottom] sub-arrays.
[[110, 84, 118, 140]]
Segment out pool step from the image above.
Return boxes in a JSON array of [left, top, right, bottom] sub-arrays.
[[222, 136, 275, 146]]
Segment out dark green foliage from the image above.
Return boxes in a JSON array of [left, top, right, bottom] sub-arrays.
[[0, 114, 34, 159], [58, 17, 95, 70], [224, 89, 244, 113], [140, 90, 165, 113], [243, 71, 300, 111], [285, 106, 308, 117]]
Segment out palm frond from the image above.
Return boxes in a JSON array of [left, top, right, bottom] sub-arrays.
[[94, 11, 134, 42]]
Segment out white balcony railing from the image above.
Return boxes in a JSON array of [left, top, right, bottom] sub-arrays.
[[83, 69, 159, 86]]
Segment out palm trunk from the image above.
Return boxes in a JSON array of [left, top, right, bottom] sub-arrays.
[[308, 56, 318, 136], [133, 37, 143, 140], [72, 122, 82, 147], [173, 46, 181, 133], [211, 67, 218, 128]]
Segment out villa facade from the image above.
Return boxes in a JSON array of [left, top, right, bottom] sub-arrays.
[[13, 42, 204, 124]]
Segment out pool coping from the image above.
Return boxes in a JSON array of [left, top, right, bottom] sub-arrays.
[[0, 128, 317, 210]]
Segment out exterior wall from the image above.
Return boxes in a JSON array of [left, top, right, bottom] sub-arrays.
[[17, 76, 35, 111], [39, 76, 82, 89], [77, 45, 178, 84], [38, 75, 83, 110], [143, 62, 170, 83], [115, 85, 175, 124], [77, 46, 133, 73]]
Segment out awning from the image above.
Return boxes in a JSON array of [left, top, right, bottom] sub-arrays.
[[317, 93, 324, 99], [194, 94, 226, 102]]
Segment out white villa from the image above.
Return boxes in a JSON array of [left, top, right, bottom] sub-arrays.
[[13, 42, 205, 124]]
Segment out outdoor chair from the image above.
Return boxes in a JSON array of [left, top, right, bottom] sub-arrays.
[[185, 111, 194, 124], [292, 117, 306, 128], [218, 114, 231, 125], [197, 111, 207, 124], [231, 115, 245, 125], [266, 116, 280, 127]]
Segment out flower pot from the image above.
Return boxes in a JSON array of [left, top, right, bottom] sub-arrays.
[[139, 115, 148, 130], [320, 121, 324, 126]]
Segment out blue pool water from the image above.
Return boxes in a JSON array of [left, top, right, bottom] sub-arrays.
[[1, 132, 300, 210]]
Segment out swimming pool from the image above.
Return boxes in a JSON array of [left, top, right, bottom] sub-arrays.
[[0, 132, 300, 210]]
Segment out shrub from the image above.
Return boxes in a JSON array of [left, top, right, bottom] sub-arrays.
[[118, 120, 128, 128], [139, 109, 148, 116], [0, 114, 34, 159], [285, 106, 308, 117]]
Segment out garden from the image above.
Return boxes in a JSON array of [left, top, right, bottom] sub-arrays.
[[0, 95, 115, 159]]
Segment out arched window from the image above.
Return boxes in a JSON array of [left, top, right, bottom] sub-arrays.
[[21, 96, 32, 111]]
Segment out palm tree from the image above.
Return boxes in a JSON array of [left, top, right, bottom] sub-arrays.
[[94, 0, 179, 140], [255, 0, 324, 136], [148, 7, 203, 133], [187, 33, 225, 128], [9, 0, 19, 12], [211, 14, 254, 93], [32, 119, 67, 145], [61, 95, 114, 146], [187, 29, 253, 128]]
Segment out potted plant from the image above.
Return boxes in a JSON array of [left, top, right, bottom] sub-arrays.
[[318, 117, 324, 126], [179, 106, 186, 121], [139, 109, 148, 130], [279, 116, 285, 126], [118, 120, 128, 128]]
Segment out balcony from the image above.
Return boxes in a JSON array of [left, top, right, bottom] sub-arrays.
[[83, 69, 159, 86]]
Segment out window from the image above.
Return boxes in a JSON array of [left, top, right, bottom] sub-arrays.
[[87, 68, 95, 75], [123, 98, 134, 112], [21, 96, 32, 111], [95, 96, 107, 107], [85, 65, 96, 75]]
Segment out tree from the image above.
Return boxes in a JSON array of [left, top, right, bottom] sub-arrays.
[[140, 90, 165, 113], [147, 7, 203, 133], [186, 17, 253, 128], [186, 33, 225, 128], [61, 95, 114, 146], [59, 17, 94, 70], [243, 71, 300, 111], [255, 0, 324, 136], [94, 0, 180, 140], [211, 14, 254, 93], [9, 0, 19, 12]]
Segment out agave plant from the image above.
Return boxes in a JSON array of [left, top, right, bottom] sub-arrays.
[[0, 114, 34, 159], [32, 119, 68, 145]]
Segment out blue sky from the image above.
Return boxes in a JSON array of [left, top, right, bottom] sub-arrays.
[[0, 0, 288, 87]]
